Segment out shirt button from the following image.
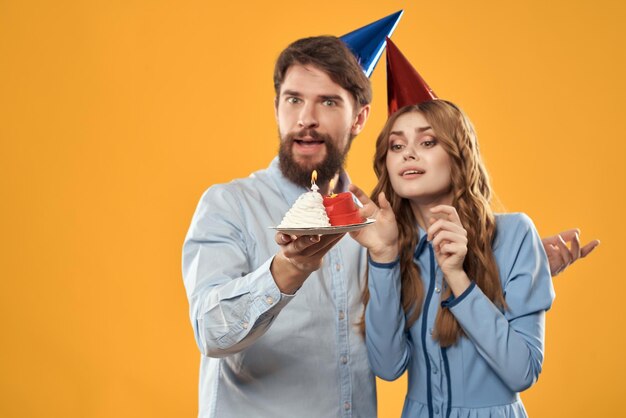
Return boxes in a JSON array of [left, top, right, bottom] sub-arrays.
[[433, 367, 438, 375], [266, 296, 274, 305], [338, 311, 345, 320], [434, 405, 440, 414], [344, 401, 351, 411], [429, 328, 433, 335], [242, 321, 249, 329], [340, 355, 348, 364], [435, 287, 441, 293], [335, 263, 341, 272]]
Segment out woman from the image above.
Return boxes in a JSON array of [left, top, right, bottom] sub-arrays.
[[350, 100, 555, 417]]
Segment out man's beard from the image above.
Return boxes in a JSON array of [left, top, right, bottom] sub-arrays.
[[278, 128, 350, 188]]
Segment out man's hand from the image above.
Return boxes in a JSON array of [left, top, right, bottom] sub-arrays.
[[542, 229, 600, 276], [270, 232, 345, 294]]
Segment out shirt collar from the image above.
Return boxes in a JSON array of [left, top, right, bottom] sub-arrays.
[[267, 156, 352, 206]]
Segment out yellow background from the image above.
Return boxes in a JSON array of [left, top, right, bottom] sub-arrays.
[[1, 1, 624, 417]]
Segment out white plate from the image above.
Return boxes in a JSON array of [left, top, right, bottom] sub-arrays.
[[270, 218, 375, 235]]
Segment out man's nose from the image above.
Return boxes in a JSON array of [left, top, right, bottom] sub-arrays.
[[297, 103, 319, 129]]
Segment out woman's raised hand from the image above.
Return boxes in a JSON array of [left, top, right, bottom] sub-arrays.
[[428, 205, 472, 296], [349, 184, 399, 263]]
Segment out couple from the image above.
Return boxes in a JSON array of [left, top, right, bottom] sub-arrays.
[[182, 35, 598, 418]]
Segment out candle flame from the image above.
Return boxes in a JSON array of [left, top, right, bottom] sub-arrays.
[[311, 170, 318, 184], [329, 179, 337, 198]]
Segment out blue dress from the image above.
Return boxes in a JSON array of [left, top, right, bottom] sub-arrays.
[[366, 213, 555, 418]]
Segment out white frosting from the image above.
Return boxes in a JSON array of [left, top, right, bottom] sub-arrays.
[[278, 191, 330, 228]]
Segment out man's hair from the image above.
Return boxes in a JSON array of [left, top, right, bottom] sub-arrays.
[[273, 36, 372, 107]]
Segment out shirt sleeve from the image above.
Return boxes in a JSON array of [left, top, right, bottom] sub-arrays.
[[364, 257, 412, 381], [182, 185, 294, 358], [446, 213, 555, 392]]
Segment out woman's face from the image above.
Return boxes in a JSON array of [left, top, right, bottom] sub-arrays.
[[385, 111, 453, 205]]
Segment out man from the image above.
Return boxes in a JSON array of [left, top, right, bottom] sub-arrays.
[[183, 36, 375, 418], [182, 36, 598, 418]]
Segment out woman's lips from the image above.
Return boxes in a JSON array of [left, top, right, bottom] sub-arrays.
[[400, 167, 425, 177]]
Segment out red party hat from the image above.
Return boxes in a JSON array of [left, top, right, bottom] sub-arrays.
[[386, 37, 437, 116]]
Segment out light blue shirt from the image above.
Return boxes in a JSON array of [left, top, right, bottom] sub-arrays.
[[366, 213, 555, 418], [182, 158, 376, 418]]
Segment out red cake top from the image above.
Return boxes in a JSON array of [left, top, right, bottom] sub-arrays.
[[322, 189, 364, 226]]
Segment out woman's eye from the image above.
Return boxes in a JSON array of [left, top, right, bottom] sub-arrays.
[[422, 139, 437, 147], [390, 144, 404, 151]]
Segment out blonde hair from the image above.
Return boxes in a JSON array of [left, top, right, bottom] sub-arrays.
[[361, 100, 505, 347]]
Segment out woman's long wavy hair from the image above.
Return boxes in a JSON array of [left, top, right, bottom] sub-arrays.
[[361, 100, 505, 347]]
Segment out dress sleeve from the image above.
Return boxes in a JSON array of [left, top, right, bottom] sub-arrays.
[[182, 185, 294, 358], [365, 257, 412, 381], [446, 213, 555, 392]]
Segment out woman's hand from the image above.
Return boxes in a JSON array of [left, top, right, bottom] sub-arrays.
[[428, 205, 471, 296], [348, 184, 399, 263], [541, 229, 600, 276]]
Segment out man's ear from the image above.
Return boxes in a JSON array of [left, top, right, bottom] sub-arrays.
[[274, 97, 279, 122], [351, 104, 371, 136]]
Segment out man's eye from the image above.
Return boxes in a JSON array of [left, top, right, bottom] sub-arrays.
[[323, 100, 336, 106], [287, 97, 301, 104]]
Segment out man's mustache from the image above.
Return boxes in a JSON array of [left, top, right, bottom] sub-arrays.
[[286, 129, 331, 143]]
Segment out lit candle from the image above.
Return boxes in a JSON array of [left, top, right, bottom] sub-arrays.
[[310, 170, 319, 193], [327, 179, 338, 198], [322, 179, 363, 226]]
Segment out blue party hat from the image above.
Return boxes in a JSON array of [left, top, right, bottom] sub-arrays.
[[340, 10, 403, 78]]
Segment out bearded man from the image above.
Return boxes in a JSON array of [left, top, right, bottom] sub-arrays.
[[182, 36, 376, 418]]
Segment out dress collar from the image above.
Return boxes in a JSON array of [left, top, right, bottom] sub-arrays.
[[414, 225, 429, 260]]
